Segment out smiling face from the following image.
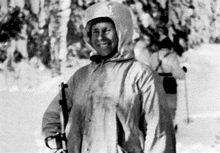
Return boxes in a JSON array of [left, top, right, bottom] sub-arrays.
[[90, 19, 118, 58]]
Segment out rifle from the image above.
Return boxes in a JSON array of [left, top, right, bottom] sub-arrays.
[[45, 82, 69, 153]]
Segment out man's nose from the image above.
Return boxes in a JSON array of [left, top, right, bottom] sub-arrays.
[[97, 32, 105, 40]]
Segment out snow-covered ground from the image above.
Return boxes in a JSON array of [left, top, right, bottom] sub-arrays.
[[0, 45, 220, 153], [176, 44, 220, 153]]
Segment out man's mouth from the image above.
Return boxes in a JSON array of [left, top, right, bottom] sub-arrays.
[[97, 42, 110, 48]]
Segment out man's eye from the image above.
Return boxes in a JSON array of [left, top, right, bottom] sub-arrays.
[[104, 29, 111, 34], [92, 30, 99, 35]]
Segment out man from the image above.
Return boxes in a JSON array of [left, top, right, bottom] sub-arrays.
[[42, 2, 176, 153]]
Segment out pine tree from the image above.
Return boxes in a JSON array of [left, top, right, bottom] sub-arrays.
[[0, 6, 25, 43]]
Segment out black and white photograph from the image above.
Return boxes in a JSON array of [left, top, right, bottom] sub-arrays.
[[0, 0, 220, 152]]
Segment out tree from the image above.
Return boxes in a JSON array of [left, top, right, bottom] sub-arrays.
[[0, 6, 26, 43], [169, 0, 220, 48]]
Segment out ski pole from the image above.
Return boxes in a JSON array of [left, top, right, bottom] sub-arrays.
[[183, 66, 191, 124]]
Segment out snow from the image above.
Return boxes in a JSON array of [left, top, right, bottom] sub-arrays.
[[0, 45, 220, 153], [175, 44, 220, 153]]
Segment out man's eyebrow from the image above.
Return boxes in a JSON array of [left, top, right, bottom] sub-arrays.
[[92, 28, 99, 32]]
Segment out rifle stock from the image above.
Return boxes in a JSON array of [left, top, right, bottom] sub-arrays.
[[59, 82, 68, 153], [45, 82, 68, 153], [60, 83, 68, 127]]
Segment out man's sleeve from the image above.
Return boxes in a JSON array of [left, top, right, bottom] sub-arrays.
[[42, 76, 74, 138], [139, 71, 176, 153]]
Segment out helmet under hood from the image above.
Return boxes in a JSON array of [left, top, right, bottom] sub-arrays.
[[83, 2, 134, 61]]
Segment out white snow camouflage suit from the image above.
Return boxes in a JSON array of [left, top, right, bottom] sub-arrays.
[[42, 2, 176, 153]]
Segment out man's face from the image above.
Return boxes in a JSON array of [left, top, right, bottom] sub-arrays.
[[91, 21, 118, 57]]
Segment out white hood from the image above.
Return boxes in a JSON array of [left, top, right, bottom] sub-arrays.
[[83, 2, 134, 61]]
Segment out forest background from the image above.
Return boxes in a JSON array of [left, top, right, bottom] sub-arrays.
[[1, 0, 220, 68]]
